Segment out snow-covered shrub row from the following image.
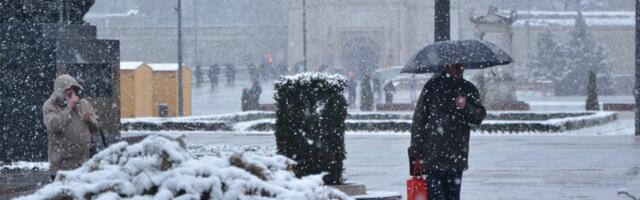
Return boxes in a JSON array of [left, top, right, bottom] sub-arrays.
[[121, 112, 276, 132], [0, 161, 49, 172], [346, 112, 413, 120], [122, 111, 274, 124], [122, 111, 616, 134], [485, 112, 590, 121], [193, 111, 276, 123], [122, 121, 233, 132], [16, 134, 351, 200], [241, 112, 617, 133]]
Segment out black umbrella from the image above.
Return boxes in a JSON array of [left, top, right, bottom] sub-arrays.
[[401, 39, 513, 73]]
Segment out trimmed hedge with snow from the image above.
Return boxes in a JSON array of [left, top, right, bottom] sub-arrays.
[[121, 111, 617, 134], [274, 72, 348, 185], [15, 134, 350, 200]]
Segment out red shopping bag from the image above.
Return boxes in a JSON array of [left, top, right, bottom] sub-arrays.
[[407, 161, 428, 200]]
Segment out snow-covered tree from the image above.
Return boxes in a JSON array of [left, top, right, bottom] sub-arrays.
[[528, 30, 567, 83], [585, 70, 599, 110], [559, 12, 612, 95], [360, 74, 374, 111]]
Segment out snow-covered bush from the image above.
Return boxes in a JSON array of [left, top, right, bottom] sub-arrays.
[[16, 134, 350, 200], [274, 72, 348, 185], [585, 71, 600, 110], [360, 75, 374, 111]]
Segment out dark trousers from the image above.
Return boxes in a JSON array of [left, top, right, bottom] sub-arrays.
[[426, 170, 463, 200]]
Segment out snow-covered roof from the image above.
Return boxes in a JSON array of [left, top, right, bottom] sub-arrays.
[[120, 61, 145, 70], [146, 63, 187, 71], [513, 10, 634, 27]]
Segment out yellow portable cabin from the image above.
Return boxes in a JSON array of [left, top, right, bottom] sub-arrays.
[[119, 62, 192, 118], [120, 62, 154, 118], [147, 63, 192, 117]]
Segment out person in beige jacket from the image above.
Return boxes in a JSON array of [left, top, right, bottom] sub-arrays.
[[43, 74, 100, 179]]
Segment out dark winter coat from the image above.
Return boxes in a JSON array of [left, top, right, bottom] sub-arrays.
[[409, 73, 486, 173]]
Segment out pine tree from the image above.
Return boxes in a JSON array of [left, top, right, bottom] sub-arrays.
[[585, 70, 599, 110], [528, 30, 567, 83], [559, 12, 612, 95], [360, 75, 374, 111]]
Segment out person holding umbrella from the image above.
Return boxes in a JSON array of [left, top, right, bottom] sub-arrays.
[[405, 40, 511, 200]]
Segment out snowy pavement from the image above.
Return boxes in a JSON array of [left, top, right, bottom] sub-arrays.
[[123, 118, 640, 200]]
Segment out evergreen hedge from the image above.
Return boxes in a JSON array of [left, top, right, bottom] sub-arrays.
[[586, 71, 600, 110], [241, 88, 258, 111], [274, 72, 348, 185], [360, 75, 374, 111]]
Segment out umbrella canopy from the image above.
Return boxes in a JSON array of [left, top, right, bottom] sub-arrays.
[[401, 39, 513, 73]]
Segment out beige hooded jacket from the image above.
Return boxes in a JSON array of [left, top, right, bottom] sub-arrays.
[[43, 74, 100, 176]]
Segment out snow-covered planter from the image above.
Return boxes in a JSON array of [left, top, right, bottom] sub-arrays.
[[121, 111, 617, 134], [16, 134, 350, 200], [122, 121, 233, 132], [121, 112, 277, 132], [240, 112, 617, 134], [274, 72, 348, 185]]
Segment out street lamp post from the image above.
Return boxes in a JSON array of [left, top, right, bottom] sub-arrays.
[[435, 0, 451, 42], [635, 0, 640, 135], [177, 0, 184, 116], [302, 0, 308, 71]]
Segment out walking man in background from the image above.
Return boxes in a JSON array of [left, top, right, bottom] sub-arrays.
[[225, 63, 236, 86], [409, 64, 486, 200], [43, 74, 101, 181], [208, 63, 220, 88], [250, 78, 262, 109], [383, 81, 395, 104]]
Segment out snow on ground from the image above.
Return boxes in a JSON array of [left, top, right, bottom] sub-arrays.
[[0, 161, 49, 172], [15, 134, 350, 200], [119, 127, 640, 200]]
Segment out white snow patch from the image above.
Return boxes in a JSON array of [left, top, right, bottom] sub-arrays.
[[120, 62, 145, 70], [15, 133, 351, 200], [275, 72, 346, 88], [0, 161, 49, 172]]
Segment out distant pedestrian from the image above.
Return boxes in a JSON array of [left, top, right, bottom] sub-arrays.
[[250, 79, 262, 109], [373, 76, 382, 101], [346, 73, 357, 106], [383, 81, 395, 104], [43, 74, 101, 181], [248, 63, 260, 81], [277, 62, 289, 76], [409, 64, 486, 200], [194, 65, 203, 84], [225, 63, 236, 86], [260, 62, 271, 81], [208, 63, 220, 88]]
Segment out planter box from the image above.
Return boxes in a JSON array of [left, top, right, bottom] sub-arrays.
[[376, 104, 414, 111], [121, 111, 618, 134], [488, 101, 530, 111], [603, 103, 635, 111]]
